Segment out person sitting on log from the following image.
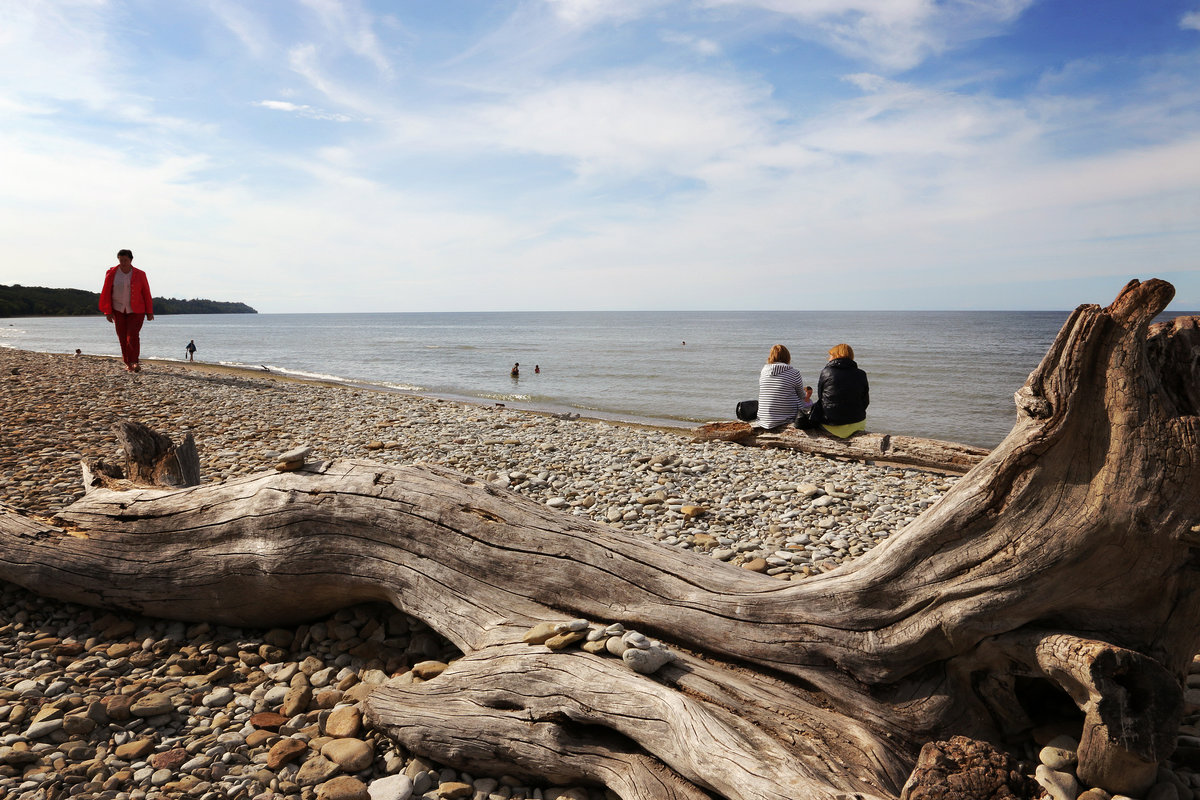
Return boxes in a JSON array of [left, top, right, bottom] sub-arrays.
[[799, 342, 869, 437], [743, 344, 812, 431]]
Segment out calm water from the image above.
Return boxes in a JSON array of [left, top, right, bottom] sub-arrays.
[[2, 309, 1192, 448]]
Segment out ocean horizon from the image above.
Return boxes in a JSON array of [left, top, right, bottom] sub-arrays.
[[3, 308, 1194, 449]]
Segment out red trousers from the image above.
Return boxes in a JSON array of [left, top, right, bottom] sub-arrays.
[[111, 312, 146, 367]]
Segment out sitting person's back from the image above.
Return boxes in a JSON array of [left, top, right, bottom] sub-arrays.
[[810, 343, 869, 437], [756, 344, 810, 430]]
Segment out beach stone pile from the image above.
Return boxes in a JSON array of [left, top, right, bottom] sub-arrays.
[[0, 579, 606, 800], [523, 621, 674, 674], [4, 347, 1200, 800]]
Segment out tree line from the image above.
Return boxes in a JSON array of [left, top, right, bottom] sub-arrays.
[[0, 284, 257, 317]]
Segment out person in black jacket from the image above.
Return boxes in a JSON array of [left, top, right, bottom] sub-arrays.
[[803, 343, 869, 437]]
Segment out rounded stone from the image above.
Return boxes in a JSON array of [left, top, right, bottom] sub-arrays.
[[317, 775, 371, 800], [435, 781, 473, 799], [411, 661, 448, 680], [367, 773, 415, 800], [130, 692, 173, 717], [297, 755, 342, 786], [322, 737, 375, 772], [1040, 745, 1078, 770], [267, 737, 310, 769], [1035, 764, 1081, 800], [324, 705, 363, 739], [149, 747, 189, 770]]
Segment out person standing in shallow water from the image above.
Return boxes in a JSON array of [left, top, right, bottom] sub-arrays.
[[186, 340, 196, 361], [99, 249, 154, 372], [511, 362, 520, 377]]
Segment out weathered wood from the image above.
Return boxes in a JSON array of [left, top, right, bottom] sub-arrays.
[[82, 420, 201, 491], [0, 279, 1195, 800], [691, 422, 990, 473]]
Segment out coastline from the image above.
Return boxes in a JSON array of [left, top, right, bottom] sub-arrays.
[[153, 356, 694, 436], [1, 343, 699, 435], [0, 345, 957, 799], [4, 308, 1077, 448]]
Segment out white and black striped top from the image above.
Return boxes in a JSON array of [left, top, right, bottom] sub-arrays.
[[756, 362, 808, 429]]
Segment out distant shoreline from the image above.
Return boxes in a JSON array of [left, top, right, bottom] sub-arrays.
[[0, 282, 256, 316]]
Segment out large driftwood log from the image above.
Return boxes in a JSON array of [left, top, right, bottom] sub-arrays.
[[0, 279, 1196, 800], [692, 422, 990, 473]]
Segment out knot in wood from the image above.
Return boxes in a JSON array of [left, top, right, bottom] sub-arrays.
[[1014, 388, 1052, 419]]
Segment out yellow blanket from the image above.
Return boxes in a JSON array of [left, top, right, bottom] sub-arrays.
[[821, 420, 866, 438]]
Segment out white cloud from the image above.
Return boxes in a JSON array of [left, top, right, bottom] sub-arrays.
[[1182, 10, 1200, 31], [806, 74, 1038, 158], [0, 1, 120, 113], [255, 100, 353, 122], [299, 0, 394, 77], [702, 0, 1034, 70], [203, 0, 271, 58], [287, 43, 382, 116], [661, 31, 723, 56], [544, 0, 671, 28], [468, 72, 778, 178]]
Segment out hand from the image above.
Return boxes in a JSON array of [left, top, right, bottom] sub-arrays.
[[146, 314, 154, 321], [105, 314, 113, 322]]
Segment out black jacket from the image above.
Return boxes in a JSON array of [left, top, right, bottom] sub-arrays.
[[812, 358, 869, 425]]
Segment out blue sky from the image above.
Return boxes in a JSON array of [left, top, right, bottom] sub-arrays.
[[2, 0, 1198, 312]]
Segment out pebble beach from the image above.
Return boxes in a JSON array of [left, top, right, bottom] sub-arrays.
[[3, 346, 1200, 800]]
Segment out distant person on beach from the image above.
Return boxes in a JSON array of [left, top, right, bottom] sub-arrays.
[[186, 340, 196, 361], [737, 344, 811, 431], [534, 365, 540, 374], [511, 362, 519, 377], [99, 249, 153, 372], [801, 343, 869, 438]]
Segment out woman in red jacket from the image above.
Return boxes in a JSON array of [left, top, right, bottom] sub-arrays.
[[99, 249, 154, 372]]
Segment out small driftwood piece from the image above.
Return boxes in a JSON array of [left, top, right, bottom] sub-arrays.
[[82, 420, 201, 492], [692, 421, 990, 474], [0, 280, 1196, 800]]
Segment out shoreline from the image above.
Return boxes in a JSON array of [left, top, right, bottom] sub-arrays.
[[0, 345, 959, 799], [6, 344, 700, 436], [150, 353, 698, 436]]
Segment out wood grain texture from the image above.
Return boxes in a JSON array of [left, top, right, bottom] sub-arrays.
[[691, 423, 990, 473]]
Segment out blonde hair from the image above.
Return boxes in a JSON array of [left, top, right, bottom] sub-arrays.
[[828, 343, 854, 360], [767, 344, 791, 364]]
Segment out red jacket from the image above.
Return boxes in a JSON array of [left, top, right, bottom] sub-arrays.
[[99, 266, 153, 315]]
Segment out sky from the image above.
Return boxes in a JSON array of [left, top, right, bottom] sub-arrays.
[[2, 0, 1198, 313]]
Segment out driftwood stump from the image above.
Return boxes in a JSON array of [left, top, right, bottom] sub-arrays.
[[81, 420, 201, 491], [0, 279, 1196, 800]]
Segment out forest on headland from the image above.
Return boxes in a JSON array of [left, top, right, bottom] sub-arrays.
[[0, 284, 257, 317]]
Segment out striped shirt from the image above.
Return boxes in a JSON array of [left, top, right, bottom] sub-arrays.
[[756, 362, 809, 429]]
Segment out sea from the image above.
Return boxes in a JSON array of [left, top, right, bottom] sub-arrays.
[[1, 309, 1193, 449]]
